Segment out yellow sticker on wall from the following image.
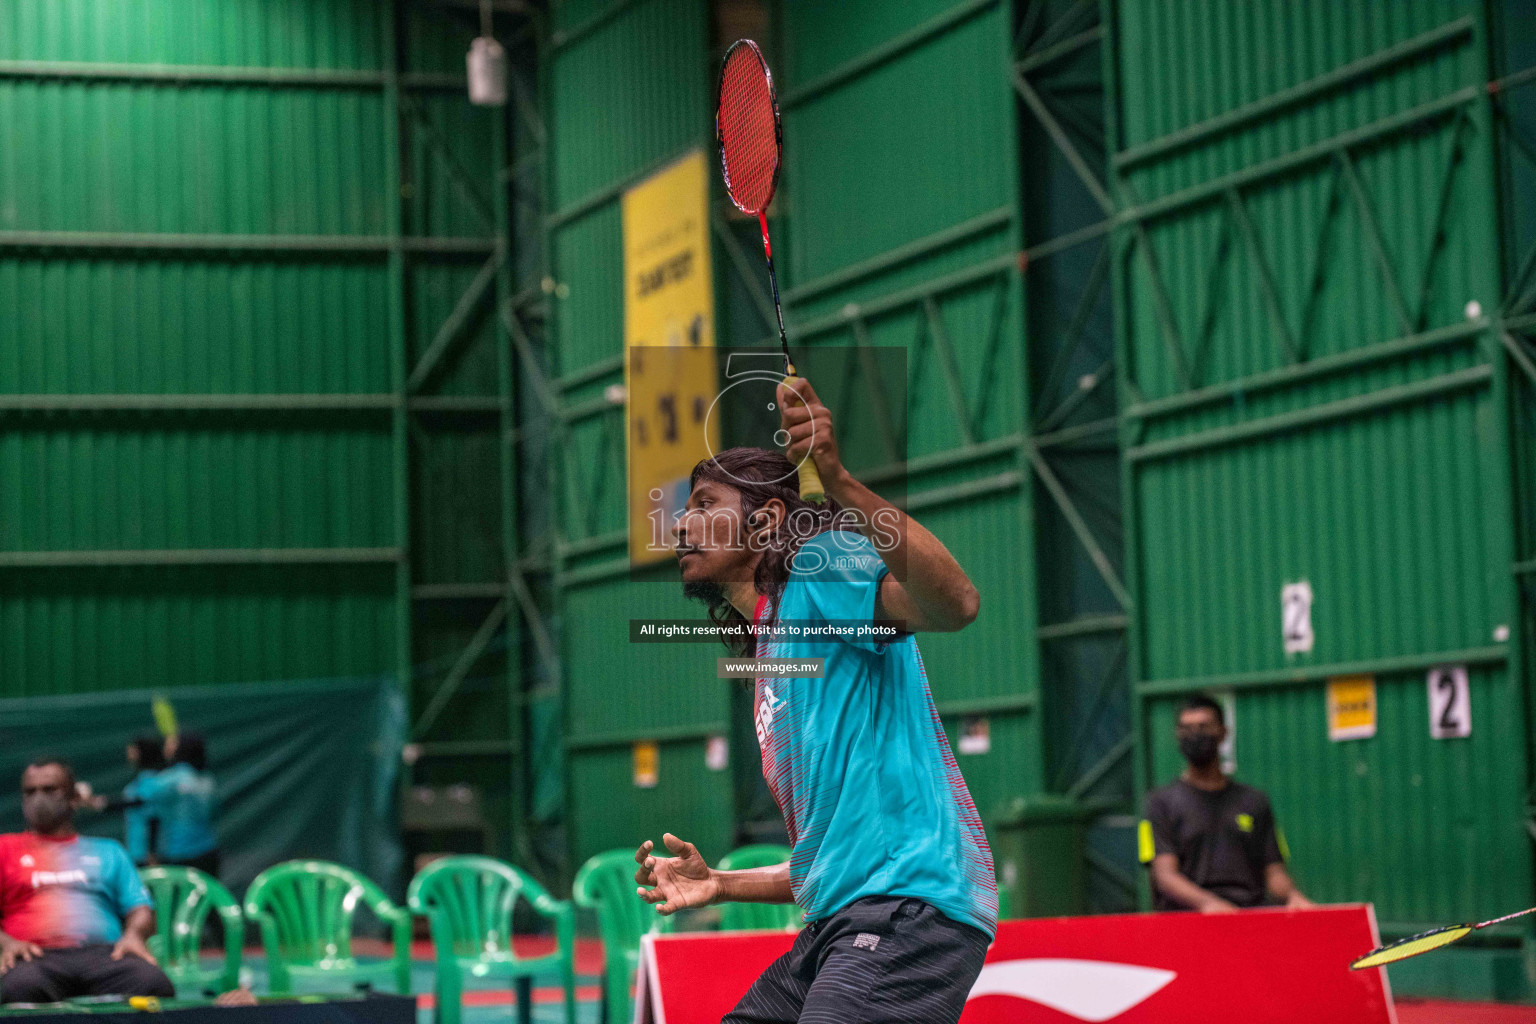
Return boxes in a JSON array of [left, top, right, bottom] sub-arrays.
[[633, 741, 659, 789], [1327, 675, 1377, 741]]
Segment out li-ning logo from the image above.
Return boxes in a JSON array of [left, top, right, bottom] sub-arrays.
[[18, 854, 34, 868], [966, 959, 1176, 1022], [853, 933, 880, 951], [755, 686, 784, 748], [31, 869, 88, 889]]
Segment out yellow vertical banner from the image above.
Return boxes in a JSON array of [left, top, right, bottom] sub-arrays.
[[623, 150, 718, 566]]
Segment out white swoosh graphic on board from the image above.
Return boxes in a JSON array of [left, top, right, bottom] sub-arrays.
[[966, 958, 1177, 1022]]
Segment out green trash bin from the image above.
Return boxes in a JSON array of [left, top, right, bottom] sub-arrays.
[[992, 794, 1093, 919]]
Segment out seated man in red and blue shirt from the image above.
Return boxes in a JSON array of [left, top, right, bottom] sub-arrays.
[[0, 759, 173, 1004]]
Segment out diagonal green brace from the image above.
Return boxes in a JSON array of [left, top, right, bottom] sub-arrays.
[[1027, 442, 1132, 610], [408, 251, 503, 393]]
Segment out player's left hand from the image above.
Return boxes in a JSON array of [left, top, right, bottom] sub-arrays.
[[778, 377, 844, 489], [634, 833, 719, 915], [111, 933, 157, 966]]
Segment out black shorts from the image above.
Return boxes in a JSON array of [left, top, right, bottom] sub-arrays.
[[0, 944, 175, 1004], [723, 896, 991, 1024]]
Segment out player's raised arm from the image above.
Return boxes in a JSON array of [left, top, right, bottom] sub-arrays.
[[778, 376, 980, 633]]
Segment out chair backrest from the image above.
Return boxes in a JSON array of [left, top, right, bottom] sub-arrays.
[[715, 845, 799, 931], [572, 848, 672, 957], [139, 865, 241, 969], [244, 860, 396, 965], [716, 845, 791, 872], [407, 855, 551, 960]]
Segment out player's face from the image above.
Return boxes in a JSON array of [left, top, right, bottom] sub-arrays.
[[675, 480, 757, 584]]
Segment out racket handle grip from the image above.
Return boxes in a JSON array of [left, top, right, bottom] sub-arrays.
[[784, 374, 826, 503]]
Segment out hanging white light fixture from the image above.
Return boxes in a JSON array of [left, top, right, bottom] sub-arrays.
[[466, 0, 508, 106]]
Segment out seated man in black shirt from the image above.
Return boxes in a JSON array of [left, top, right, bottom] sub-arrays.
[[1139, 695, 1315, 913]]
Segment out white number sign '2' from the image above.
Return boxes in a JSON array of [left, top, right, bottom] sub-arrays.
[[1281, 581, 1314, 654], [1427, 664, 1471, 740]]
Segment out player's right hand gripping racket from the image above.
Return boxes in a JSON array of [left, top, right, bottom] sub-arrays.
[[1350, 905, 1536, 969], [717, 39, 825, 503]]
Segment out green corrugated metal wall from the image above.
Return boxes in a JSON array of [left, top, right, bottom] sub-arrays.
[[1108, 0, 1530, 932], [0, 0, 524, 863], [544, 0, 736, 869], [778, 0, 1042, 836]]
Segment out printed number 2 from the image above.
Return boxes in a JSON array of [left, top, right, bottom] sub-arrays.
[[1427, 665, 1470, 740]]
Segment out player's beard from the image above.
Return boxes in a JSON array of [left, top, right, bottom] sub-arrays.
[[682, 578, 726, 606]]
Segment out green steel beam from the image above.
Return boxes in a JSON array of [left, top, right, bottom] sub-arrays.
[[1037, 354, 1112, 436], [401, 93, 498, 230], [934, 693, 1038, 717], [1224, 189, 1300, 364], [1514, 560, 1536, 578], [408, 251, 504, 392], [0, 394, 397, 412], [550, 0, 642, 51], [923, 295, 978, 447], [0, 230, 493, 255], [1113, 16, 1474, 169], [413, 582, 505, 600], [561, 354, 625, 390], [712, 214, 779, 331], [1138, 645, 1508, 698], [383, 0, 413, 700], [1032, 243, 1110, 428], [1122, 89, 1477, 226], [408, 396, 503, 414], [859, 433, 1024, 487], [1065, 733, 1133, 801], [792, 253, 1014, 340], [1502, 331, 1536, 389], [1125, 319, 1485, 421], [1015, 26, 1102, 76], [1012, 68, 1115, 216], [1129, 225, 1193, 390], [782, 0, 999, 109], [0, 58, 465, 91], [1027, 444, 1132, 609], [901, 471, 1024, 513], [1184, 201, 1235, 388], [546, 147, 692, 230], [412, 739, 521, 758], [558, 530, 627, 560], [1128, 365, 1492, 463], [565, 721, 728, 752], [1037, 614, 1129, 641], [1022, 216, 1113, 264], [1411, 113, 1470, 331], [502, 302, 560, 417], [0, 547, 401, 568], [1338, 152, 1414, 335], [783, 206, 1012, 306], [1034, 414, 1117, 449], [412, 599, 510, 738]]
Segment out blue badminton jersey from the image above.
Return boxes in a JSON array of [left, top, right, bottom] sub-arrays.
[[752, 530, 998, 938]]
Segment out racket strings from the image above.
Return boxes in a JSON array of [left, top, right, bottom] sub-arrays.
[[718, 45, 779, 214], [1350, 925, 1471, 969]]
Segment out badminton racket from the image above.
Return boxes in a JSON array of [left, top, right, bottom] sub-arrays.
[[1350, 905, 1536, 969], [716, 39, 825, 503]]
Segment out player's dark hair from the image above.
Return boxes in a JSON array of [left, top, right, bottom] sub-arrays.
[[132, 734, 167, 772], [688, 447, 840, 655], [1179, 694, 1225, 726], [174, 732, 208, 772], [25, 756, 76, 790]]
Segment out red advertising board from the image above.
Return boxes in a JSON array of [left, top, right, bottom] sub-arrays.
[[634, 905, 1394, 1024]]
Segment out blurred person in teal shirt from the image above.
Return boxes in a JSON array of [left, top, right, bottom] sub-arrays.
[[145, 734, 219, 878], [84, 737, 165, 868]]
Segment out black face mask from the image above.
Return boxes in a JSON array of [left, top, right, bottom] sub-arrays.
[[23, 792, 72, 834], [1179, 733, 1221, 768]]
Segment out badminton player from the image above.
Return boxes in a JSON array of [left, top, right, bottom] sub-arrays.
[[634, 377, 996, 1023]]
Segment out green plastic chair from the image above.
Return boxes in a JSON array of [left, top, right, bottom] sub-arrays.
[[572, 848, 674, 1024], [407, 856, 577, 1024], [717, 845, 800, 932], [138, 866, 244, 995], [243, 860, 411, 996]]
